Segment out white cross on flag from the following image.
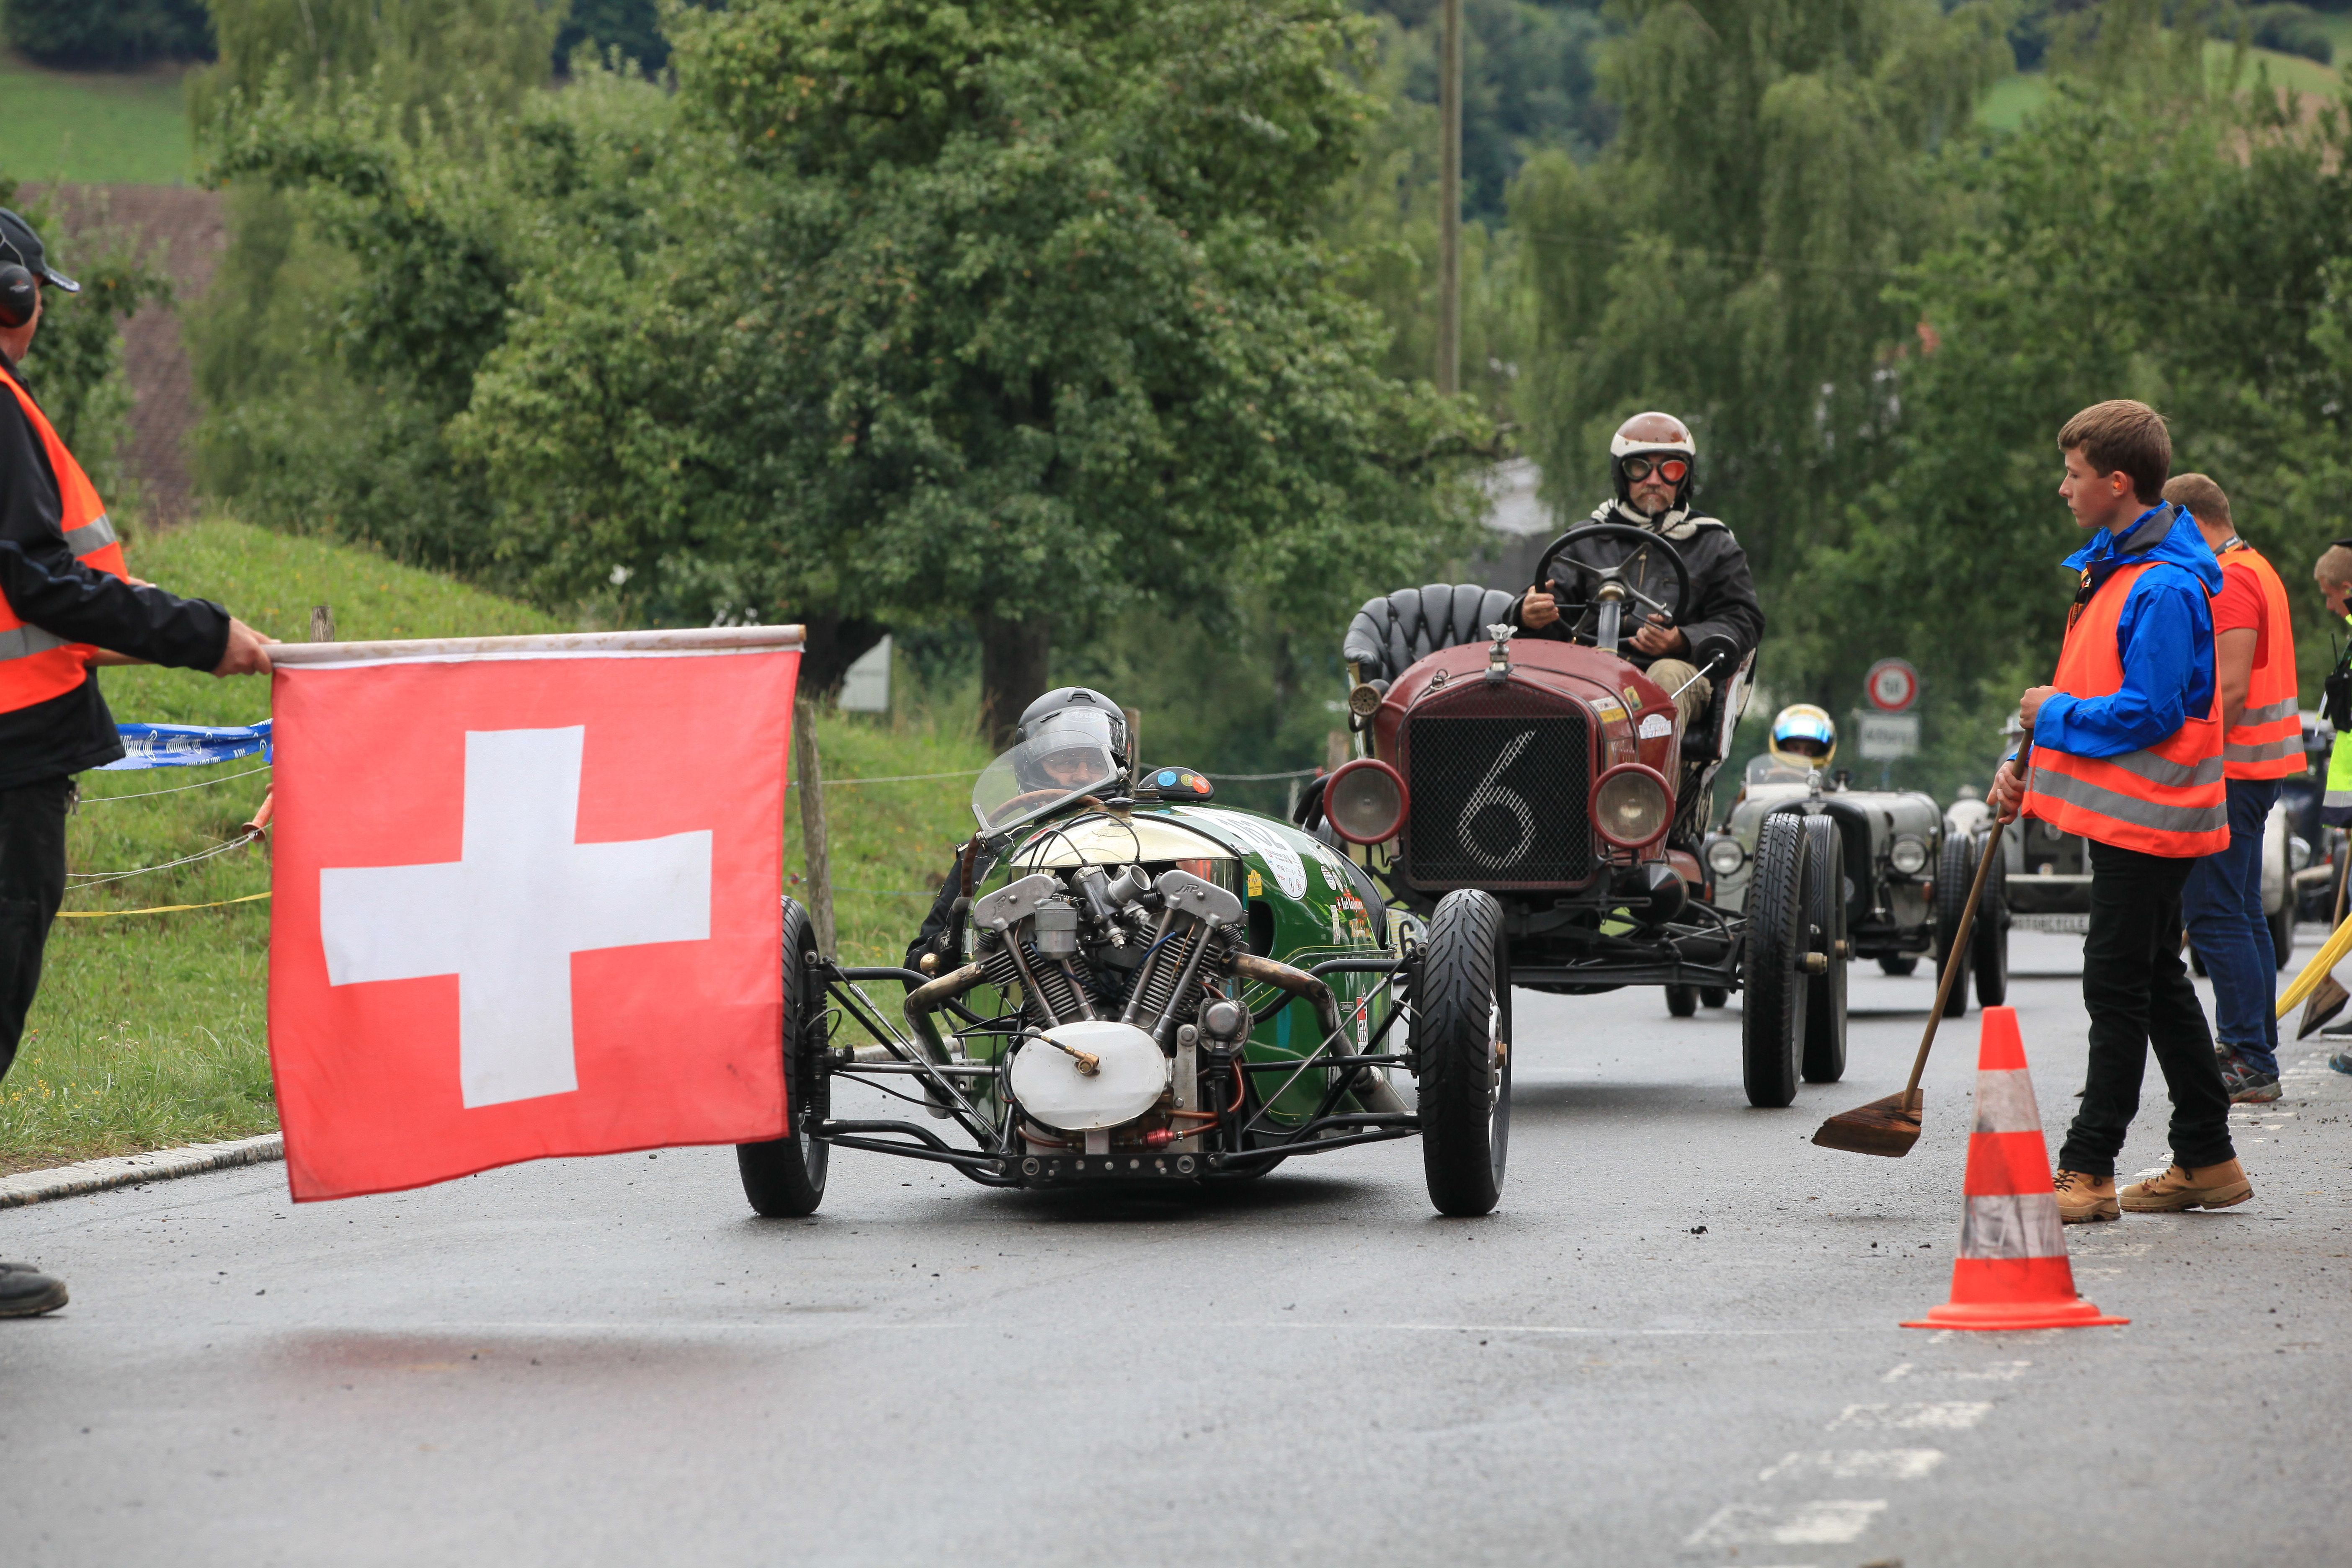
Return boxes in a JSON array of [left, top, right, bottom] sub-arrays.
[[267, 627, 802, 1201]]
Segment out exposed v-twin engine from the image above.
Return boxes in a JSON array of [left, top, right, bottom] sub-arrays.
[[971, 866, 1247, 1136]]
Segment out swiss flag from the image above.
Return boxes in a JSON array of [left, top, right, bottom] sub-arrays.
[[266, 636, 800, 1201]]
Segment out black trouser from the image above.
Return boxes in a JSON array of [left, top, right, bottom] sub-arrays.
[[0, 775, 69, 1082], [2057, 838, 2236, 1178]]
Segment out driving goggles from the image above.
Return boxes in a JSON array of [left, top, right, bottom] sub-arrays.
[[1619, 454, 1689, 484]]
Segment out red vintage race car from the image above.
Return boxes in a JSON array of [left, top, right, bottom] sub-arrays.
[[1300, 522, 1853, 1109]]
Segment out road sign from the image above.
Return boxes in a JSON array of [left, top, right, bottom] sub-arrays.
[[1865, 658, 1921, 713], [1857, 712, 1920, 760]]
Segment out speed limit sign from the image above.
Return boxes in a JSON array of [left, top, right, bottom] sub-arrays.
[[1865, 658, 1920, 713]]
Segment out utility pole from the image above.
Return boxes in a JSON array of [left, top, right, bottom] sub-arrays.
[[1436, 0, 1462, 397]]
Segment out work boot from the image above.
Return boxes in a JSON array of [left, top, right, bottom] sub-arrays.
[[2053, 1169, 2119, 1223], [2218, 1048, 2282, 1105], [2120, 1159, 2253, 1213], [0, 1261, 67, 1318]]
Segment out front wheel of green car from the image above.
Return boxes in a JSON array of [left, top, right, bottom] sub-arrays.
[[736, 897, 829, 1217], [1414, 889, 1511, 1217]]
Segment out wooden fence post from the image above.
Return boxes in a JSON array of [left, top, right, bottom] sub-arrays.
[[793, 699, 836, 953], [310, 604, 334, 643]]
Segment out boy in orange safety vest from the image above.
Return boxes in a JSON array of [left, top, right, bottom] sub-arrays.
[[2166, 474, 2299, 1105], [0, 209, 274, 1318], [1988, 401, 2249, 1223]]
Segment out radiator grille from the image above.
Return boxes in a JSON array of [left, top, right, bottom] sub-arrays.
[[1402, 701, 1593, 886]]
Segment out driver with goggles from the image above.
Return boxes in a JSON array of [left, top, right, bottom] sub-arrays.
[[1513, 411, 1765, 732]]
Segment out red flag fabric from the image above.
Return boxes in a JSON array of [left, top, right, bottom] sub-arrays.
[[266, 632, 800, 1200]]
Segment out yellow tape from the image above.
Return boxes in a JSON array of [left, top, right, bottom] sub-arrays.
[[55, 891, 273, 920]]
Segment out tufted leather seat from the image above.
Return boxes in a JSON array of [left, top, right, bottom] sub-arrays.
[[1342, 584, 1519, 684]]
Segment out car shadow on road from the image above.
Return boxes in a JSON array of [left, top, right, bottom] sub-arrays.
[[967, 1172, 1372, 1226], [1506, 1080, 1760, 1120]]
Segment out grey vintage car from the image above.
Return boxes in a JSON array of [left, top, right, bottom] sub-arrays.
[[1700, 755, 2009, 1017]]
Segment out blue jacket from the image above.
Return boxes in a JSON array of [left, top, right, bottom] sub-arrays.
[[2035, 503, 2221, 760]]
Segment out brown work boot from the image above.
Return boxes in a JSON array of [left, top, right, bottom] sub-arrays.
[[2120, 1159, 2253, 1213], [2053, 1169, 2119, 1223]]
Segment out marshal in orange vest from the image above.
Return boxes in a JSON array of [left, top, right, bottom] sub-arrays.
[[2214, 540, 2303, 780], [2022, 559, 2228, 856], [0, 363, 130, 713]]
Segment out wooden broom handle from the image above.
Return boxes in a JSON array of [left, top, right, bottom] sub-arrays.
[[1902, 750, 2025, 1105]]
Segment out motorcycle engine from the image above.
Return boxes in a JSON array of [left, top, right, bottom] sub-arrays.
[[972, 865, 1247, 1135]]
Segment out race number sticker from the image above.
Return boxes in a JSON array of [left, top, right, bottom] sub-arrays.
[[1184, 807, 1307, 898], [1308, 840, 1356, 895]]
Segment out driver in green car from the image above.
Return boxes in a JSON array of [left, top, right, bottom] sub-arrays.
[[904, 686, 1133, 974], [1512, 410, 1765, 735]]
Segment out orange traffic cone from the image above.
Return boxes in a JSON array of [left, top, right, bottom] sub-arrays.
[[1902, 1006, 2128, 1331]]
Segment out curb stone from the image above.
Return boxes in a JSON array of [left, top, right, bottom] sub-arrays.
[[0, 1133, 284, 1210]]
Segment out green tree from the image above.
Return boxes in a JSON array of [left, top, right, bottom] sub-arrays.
[[2, 0, 212, 68], [188, 0, 564, 576], [1511, 0, 2011, 593], [454, 0, 1491, 738], [1795, 67, 2352, 784]]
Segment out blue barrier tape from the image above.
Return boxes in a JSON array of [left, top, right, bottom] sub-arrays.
[[101, 721, 272, 771]]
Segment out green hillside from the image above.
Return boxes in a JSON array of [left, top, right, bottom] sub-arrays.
[[2, 517, 988, 1173], [0, 52, 192, 186], [1979, 41, 2347, 133]]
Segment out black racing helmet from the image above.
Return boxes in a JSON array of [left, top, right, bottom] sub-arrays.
[[1010, 686, 1130, 793]]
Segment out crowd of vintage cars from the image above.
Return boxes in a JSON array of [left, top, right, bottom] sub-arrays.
[[731, 521, 2335, 1222]]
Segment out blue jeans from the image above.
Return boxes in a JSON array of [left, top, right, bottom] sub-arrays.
[[2183, 776, 2282, 1076]]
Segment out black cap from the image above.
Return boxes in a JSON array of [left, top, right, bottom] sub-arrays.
[[0, 210, 79, 294]]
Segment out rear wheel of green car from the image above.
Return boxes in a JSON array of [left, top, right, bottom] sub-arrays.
[[1415, 889, 1511, 1217]]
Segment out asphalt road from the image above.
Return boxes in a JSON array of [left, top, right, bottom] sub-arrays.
[[5, 930, 2350, 1567]]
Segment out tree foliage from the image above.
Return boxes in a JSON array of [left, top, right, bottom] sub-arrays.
[[196, 0, 1491, 735], [1, 0, 212, 68], [1792, 64, 2352, 784], [1513, 0, 2013, 591]]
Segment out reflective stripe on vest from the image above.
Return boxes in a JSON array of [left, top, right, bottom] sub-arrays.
[[0, 366, 127, 705], [2022, 557, 2228, 856], [2217, 543, 2303, 779]]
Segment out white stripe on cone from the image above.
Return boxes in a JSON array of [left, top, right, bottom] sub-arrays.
[[1971, 1069, 2040, 1134], [1957, 1193, 2068, 1261]]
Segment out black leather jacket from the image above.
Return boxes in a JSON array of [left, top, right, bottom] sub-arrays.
[[1510, 499, 1765, 673]]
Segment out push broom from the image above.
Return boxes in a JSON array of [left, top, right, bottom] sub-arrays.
[[1813, 766, 2018, 1158]]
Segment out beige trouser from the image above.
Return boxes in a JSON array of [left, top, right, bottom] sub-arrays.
[[1645, 658, 1713, 734]]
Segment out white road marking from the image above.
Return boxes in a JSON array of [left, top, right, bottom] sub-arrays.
[[1951, 1359, 2032, 1381], [1685, 1499, 1888, 1547], [1879, 1359, 2029, 1382], [1829, 1401, 1992, 1431], [1757, 1450, 1945, 1482]]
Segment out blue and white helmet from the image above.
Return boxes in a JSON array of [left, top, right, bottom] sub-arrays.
[[1769, 703, 1837, 771]]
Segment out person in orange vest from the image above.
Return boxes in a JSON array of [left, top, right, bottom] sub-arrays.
[[2166, 474, 2298, 1104], [1988, 400, 2248, 1223], [0, 209, 273, 1319]]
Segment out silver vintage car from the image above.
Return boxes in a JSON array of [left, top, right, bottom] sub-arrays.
[[1702, 753, 2009, 1017]]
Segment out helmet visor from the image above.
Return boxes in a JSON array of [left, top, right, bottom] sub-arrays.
[[972, 708, 1123, 832]]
